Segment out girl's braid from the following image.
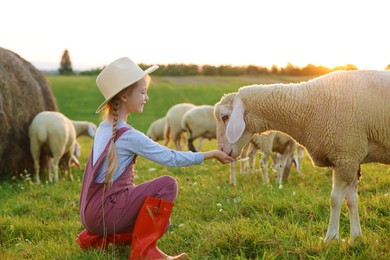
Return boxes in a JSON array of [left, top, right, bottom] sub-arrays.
[[105, 97, 120, 187]]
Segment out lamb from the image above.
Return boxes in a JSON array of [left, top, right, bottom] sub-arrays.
[[181, 105, 216, 152], [214, 70, 390, 243], [247, 132, 300, 188], [229, 132, 301, 187], [29, 111, 97, 184], [146, 117, 166, 142], [164, 103, 196, 150]]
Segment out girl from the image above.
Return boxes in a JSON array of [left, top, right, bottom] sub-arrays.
[[76, 57, 234, 259]]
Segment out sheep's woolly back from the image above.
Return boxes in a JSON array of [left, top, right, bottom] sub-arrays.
[[238, 70, 390, 169], [181, 105, 216, 139], [0, 47, 58, 176], [164, 103, 196, 148]]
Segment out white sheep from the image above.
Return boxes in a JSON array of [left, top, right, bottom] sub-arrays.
[[229, 132, 301, 187], [164, 103, 196, 150], [181, 105, 216, 152], [29, 111, 96, 184], [146, 117, 166, 142], [251, 132, 300, 188], [214, 70, 390, 243]]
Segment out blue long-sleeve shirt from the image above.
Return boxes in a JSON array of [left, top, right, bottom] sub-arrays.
[[93, 121, 204, 183]]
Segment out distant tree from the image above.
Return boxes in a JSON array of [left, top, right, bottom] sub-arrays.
[[271, 64, 279, 74], [59, 49, 73, 75], [332, 64, 358, 71], [385, 64, 390, 70], [202, 65, 218, 76]]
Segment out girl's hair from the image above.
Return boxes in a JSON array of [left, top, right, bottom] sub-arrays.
[[103, 95, 120, 187], [101, 75, 151, 187]]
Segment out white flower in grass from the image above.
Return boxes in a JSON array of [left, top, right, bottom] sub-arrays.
[[219, 209, 223, 212], [178, 223, 185, 228], [293, 191, 296, 196], [216, 203, 222, 208], [233, 196, 242, 204], [148, 168, 156, 172]]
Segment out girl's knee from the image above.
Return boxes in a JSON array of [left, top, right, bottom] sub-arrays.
[[158, 175, 178, 201], [161, 175, 178, 190]]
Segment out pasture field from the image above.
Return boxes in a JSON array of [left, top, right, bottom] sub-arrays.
[[0, 75, 389, 259]]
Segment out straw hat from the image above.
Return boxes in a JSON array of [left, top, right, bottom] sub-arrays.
[[95, 57, 158, 113]]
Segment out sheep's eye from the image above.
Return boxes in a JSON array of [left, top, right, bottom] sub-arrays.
[[221, 115, 229, 123]]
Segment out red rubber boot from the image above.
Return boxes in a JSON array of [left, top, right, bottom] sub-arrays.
[[129, 196, 188, 260]]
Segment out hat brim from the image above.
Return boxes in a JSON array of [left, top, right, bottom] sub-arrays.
[[95, 65, 159, 113]]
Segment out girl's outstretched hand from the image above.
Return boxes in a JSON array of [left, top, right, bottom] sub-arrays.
[[204, 150, 236, 164]]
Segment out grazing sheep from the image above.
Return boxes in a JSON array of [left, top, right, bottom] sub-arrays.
[[251, 132, 300, 188], [164, 103, 196, 150], [29, 111, 96, 184], [181, 105, 216, 152], [0, 47, 58, 176], [146, 117, 166, 142], [230, 132, 301, 187], [214, 70, 390, 243]]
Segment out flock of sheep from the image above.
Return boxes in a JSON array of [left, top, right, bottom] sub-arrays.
[[146, 103, 303, 187], [27, 69, 389, 245], [214, 69, 390, 243]]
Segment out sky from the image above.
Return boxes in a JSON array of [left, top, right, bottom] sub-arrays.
[[1, 0, 389, 71]]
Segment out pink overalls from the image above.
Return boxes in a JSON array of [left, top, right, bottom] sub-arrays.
[[79, 127, 178, 235]]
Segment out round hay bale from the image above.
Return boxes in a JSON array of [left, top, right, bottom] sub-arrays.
[[0, 47, 58, 177]]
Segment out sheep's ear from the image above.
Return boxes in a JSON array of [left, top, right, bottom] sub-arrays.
[[226, 95, 245, 144], [88, 125, 96, 138]]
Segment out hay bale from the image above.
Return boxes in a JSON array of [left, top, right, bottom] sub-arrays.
[[0, 47, 58, 177]]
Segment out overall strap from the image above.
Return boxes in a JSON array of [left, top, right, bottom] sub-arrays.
[[115, 126, 132, 141]]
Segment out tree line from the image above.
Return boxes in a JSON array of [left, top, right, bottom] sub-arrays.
[[59, 49, 390, 77]]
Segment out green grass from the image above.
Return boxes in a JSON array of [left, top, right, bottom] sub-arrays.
[[0, 75, 389, 259]]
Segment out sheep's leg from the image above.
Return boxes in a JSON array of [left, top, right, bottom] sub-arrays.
[[31, 154, 41, 184], [188, 138, 197, 152], [51, 158, 60, 183], [163, 125, 170, 147], [33, 159, 41, 184], [175, 132, 185, 151], [293, 146, 303, 175], [239, 142, 250, 174], [324, 169, 350, 242], [345, 177, 362, 243], [196, 137, 204, 151], [282, 155, 293, 182], [174, 137, 182, 151], [275, 154, 288, 189], [230, 161, 237, 186], [260, 152, 269, 183], [248, 146, 258, 175], [47, 157, 53, 183], [30, 141, 42, 184]]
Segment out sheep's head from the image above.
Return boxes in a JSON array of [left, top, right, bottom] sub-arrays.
[[214, 93, 253, 158]]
